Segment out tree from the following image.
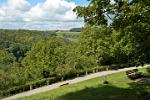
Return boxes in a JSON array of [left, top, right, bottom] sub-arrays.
[[73, 0, 110, 25], [0, 63, 26, 90], [8, 44, 29, 62], [77, 25, 112, 65], [0, 49, 15, 64], [74, 0, 150, 66], [112, 0, 150, 65], [22, 37, 69, 81]]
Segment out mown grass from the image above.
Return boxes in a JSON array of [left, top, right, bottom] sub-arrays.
[[19, 68, 150, 100]]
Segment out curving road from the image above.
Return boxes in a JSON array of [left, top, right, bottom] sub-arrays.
[[2, 66, 146, 100]]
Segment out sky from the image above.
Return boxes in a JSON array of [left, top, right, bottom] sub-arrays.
[[0, 0, 89, 30]]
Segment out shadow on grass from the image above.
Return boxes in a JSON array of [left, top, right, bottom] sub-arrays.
[[57, 83, 150, 100]]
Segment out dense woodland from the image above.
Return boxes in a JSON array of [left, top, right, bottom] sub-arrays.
[[0, 0, 150, 97]]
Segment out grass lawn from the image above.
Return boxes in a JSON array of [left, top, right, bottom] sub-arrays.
[[19, 68, 150, 100]]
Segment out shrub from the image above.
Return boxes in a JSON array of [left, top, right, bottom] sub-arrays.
[[109, 64, 129, 70], [46, 77, 60, 85], [29, 79, 47, 89], [126, 69, 143, 80], [0, 77, 59, 98], [102, 80, 109, 84], [97, 66, 108, 71], [109, 64, 119, 70], [64, 72, 77, 80], [0, 84, 30, 97], [87, 69, 93, 74], [146, 66, 150, 73], [127, 72, 143, 80], [78, 70, 86, 76], [120, 64, 129, 68], [126, 69, 138, 75]]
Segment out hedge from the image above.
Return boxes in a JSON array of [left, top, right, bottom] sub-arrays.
[[1, 65, 132, 98], [126, 69, 143, 80], [127, 72, 143, 80], [0, 77, 59, 98], [109, 64, 129, 70], [126, 69, 138, 75]]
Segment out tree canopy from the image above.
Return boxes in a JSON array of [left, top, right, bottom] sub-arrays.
[[74, 0, 150, 65]]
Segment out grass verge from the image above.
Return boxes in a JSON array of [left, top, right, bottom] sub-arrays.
[[19, 68, 150, 100]]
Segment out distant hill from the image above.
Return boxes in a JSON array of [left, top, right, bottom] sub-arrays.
[[70, 28, 82, 32]]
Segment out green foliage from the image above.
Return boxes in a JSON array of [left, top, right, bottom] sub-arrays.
[[19, 68, 150, 100], [1, 0, 150, 97], [0, 77, 59, 97], [0, 29, 56, 49], [0, 49, 15, 64], [57, 31, 80, 42], [146, 66, 150, 73], [126, 69, 143, 80], [8, 44, 29, 62], [22, 37, 67, 80], [0, 29, 57, 92], [74, 0, 150, 66], [127, 72, 143, 80], [77, 25, 112, 66], [0, 64, 26, 91], [73, 0, 109, 25]]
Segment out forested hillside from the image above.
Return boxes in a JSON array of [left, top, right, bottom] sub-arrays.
[[1, 0, 150, 98], [0, 29, 57, 91], [0, 29, 94, 95]]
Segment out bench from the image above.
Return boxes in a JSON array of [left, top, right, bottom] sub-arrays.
[[60, 83, 69, 87]]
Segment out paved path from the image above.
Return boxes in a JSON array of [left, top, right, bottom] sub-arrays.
[[3, 66, 146, 100]]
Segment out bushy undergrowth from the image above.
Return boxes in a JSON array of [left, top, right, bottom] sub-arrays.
[[126, 69, 143, 80]]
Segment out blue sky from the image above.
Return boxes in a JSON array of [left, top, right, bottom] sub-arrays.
[[0, 0, 89, 30], [29, 0, 89, 6], [66, 0, 89, 6], [0, 0, 88, 6]]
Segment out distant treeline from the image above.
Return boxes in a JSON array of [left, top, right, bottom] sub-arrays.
[[70, 28, 82, 32]]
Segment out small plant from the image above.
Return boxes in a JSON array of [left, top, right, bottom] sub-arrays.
[[146, 66, 150, 73], [101, 76, 109, 84], [102, 80, 109, 84]]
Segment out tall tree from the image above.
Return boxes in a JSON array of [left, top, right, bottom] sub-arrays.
[[74, 0, 150, 65], [77, 25, 112, 65], [22, 37, 69, 80]]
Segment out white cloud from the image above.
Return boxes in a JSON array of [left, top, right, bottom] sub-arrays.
[[0, 0, 31, 21], [0, 0, 77, 22]]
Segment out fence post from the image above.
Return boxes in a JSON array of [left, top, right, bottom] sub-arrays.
[[86, 71, 88, 75], [93, 69, 95, 73], [77, 74, 79, 77], [47, 80, 49, 85], [61, 77, 64, 81], [30, 85, 33, 90]]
